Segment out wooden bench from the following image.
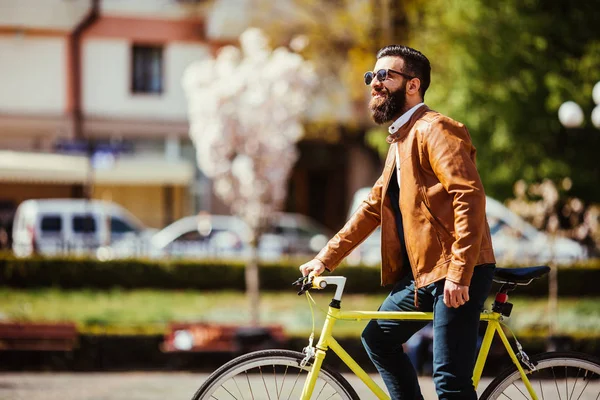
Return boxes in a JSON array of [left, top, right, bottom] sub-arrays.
[[0, 322, 78, 351], [161, 322, 286, 353]]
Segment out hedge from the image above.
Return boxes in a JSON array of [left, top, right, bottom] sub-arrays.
[[1, 253, 599, 296]]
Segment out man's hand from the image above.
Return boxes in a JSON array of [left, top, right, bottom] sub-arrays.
[[299, 259, 326, 278], [443, 280, 470, 308]]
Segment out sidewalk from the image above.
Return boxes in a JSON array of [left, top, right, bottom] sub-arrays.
[[0, 372, 455, 399]]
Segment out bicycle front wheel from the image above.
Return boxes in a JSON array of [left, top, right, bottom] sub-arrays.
[[480, 351, 600, 399], [192, 349, 360, 400]]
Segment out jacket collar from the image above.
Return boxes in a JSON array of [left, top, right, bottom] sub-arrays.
[[388, 102, 425, 135], [386, 104, 430, 144]]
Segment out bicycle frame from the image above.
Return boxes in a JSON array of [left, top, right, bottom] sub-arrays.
[[300, 298, 539, 399]]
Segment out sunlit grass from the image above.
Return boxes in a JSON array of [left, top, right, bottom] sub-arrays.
[[0, 289, 598, 338], [504, 297, 600, 338]]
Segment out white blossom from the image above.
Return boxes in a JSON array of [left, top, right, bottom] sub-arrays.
[[182, 27, 317, 232]]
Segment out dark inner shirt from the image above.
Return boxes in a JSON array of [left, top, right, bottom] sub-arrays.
[[387, 169, 412, 274]]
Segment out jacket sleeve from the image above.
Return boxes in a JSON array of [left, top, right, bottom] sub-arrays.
[[422, 117, 487, 286], [314, 171, 385, 272]]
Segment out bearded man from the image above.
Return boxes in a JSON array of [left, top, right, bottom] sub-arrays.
[[300, 45, 497, 399]]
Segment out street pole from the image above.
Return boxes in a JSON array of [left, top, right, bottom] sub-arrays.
[[548, 232, 558, 348]]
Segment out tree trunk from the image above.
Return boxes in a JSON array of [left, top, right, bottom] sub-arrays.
[[245, 232, 260, 326]]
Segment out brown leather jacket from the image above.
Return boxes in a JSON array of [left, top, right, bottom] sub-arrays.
[[316, 106, 495, 289]]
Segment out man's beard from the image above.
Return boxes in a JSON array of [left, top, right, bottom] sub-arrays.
[[369, 83, 407, 125]]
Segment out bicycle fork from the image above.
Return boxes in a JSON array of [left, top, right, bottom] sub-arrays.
[[301, 347, 328, 399], [300, 306, 338, 400], [300, 307, 390, 400]]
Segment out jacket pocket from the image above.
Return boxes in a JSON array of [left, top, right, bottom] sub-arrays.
[[419, 202, 453, 258]]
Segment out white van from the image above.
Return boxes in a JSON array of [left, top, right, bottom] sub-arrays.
[[346, 187, 587, 266], [12, 199, 147, 258]]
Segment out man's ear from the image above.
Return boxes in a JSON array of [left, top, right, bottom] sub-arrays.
[[407, 78, 421, 95]]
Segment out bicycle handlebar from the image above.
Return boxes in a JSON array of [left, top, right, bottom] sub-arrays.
[[293, 276, 347, 301]]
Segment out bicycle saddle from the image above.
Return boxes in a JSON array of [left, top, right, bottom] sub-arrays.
[[493, 265, 550, 284]]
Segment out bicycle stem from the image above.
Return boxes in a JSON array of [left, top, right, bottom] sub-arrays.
[[313, 276, 347, 301]]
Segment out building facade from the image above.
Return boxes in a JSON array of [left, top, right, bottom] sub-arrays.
[[0, 0, 221, 230], [0, 0, 381, 242]]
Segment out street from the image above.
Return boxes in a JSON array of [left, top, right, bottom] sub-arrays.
[[4, 372, 597, 399], [0, 372, 443, 400]]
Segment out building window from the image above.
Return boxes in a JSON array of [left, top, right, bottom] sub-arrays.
[[132, 44, 163, 94]]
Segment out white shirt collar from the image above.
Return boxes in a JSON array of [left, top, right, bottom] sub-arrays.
[[388, 102, 425, 135]]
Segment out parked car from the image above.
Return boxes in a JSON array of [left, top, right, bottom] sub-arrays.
[[149, 214, 250, 260], [264, 213, 332, 257], [485, 197, 587, 265], [12, 198, 150, 258], [110, 212, 332, 261], [345, 187, 588, 266]]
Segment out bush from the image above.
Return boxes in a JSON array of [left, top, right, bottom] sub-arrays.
[[0, 255, 246, 291], [0, 253, 599, 296]]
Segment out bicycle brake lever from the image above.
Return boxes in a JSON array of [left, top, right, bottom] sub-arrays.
[[292, 276, 305, 286], [295, 276, 314, 295]]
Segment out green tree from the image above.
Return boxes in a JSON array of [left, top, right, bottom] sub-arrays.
[[251, 0, 417, 138], [403, 0, 600, 202]]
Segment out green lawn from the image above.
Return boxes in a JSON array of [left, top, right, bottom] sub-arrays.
[[0, 289, 598, 338]]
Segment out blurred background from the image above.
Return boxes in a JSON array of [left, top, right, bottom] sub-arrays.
[[0, 0, 599, 377]]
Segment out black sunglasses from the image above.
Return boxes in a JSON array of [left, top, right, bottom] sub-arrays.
[[364, 69, 415, 85]]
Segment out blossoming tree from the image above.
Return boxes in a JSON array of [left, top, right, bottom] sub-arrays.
[[182, 28, 316, 325]]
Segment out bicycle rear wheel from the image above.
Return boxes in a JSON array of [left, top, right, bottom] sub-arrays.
[[192, 349, 360, 400], [480, 351, 600, 399]]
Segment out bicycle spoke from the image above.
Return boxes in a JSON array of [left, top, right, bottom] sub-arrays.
[[565, 366, 568, 400], [314, 380, 327, 399], [324, 390, 340, 400], [219, 383, 239, 399], [276, 365, 289, 399], [285, 366, 304, 400], [481, 354, 600, 400], [232, 376, 245, 400], [553, 367, 563, 400], [245, 371, 254, 400], [272, 365, 278, 400], [569, 368, 582, 400], [193, 349, 358, 399], [500, 392, 513, 399], [511, 382, 529, 399], [259, 366, 272, 400], [574, 371, 591, 400]]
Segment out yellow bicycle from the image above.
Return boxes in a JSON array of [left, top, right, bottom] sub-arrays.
[[192, 266, 600, 399]]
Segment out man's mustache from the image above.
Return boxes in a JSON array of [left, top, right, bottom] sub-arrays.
[[371, 88, 390, 97], [371, 87, 389, 97]]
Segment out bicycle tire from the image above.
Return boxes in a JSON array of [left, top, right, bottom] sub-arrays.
[[480, 351, 600, 399], [191, 349, 360, 400]]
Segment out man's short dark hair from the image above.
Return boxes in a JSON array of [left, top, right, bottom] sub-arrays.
[[377, 45, 431, 99]]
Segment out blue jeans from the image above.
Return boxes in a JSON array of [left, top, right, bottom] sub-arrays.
[[361, 264, 495, 400]]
